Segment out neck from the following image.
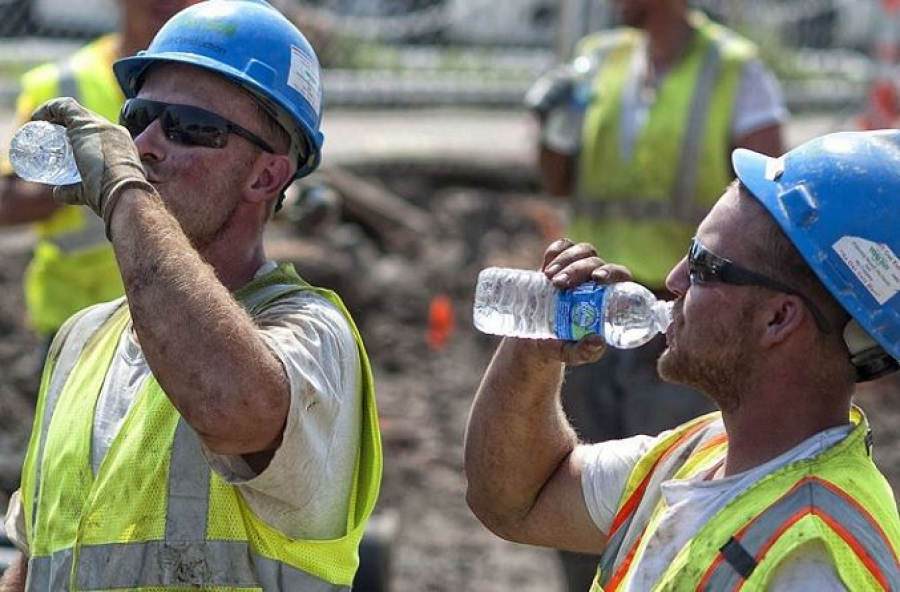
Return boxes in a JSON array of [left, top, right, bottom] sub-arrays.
[[643, 8, 693, 73], [717, 376, 853, 476]]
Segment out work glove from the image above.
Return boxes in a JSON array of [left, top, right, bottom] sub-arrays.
[[32, 97, 156, 240]]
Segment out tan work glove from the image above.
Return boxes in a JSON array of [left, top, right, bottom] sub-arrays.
[[32, 97, 157, 240]]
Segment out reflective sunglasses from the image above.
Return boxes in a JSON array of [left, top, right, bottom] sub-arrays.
[[119, 98, 277, 154], [688, 237, 831, 333]]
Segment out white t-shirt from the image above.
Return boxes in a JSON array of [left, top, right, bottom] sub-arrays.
[[6, 262, 362, 550], [578, 422, 853, 591], [543, 48, 786, 156]]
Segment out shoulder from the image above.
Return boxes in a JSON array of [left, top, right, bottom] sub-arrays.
[[692, 11, 758, 62], [575, 27, 639, 58]]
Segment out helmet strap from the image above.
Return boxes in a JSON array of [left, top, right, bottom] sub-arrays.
[[844, 319, 899, 382]]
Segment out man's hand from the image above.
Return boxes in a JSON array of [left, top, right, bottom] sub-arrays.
[[532, 238, 634, 366], [32, 97, 156, 239]]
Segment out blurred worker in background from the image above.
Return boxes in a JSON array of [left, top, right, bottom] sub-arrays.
[[0, 0, 203, 360], [526, 1, 787, 586], [0, 0, 381, 589], [466, 129, 900, 590]]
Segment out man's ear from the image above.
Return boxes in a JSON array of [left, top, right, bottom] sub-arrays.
[[759, 294, 807, 347], [246, 154, 293, 204]]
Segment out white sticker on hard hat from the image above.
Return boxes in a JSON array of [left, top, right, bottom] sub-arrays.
[[288, 45, 321, 116], [833, 236, 900, 305], [765, 157, 785, 181]]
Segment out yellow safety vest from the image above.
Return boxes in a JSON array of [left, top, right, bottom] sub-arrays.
[[571, 12, 755, 287], [20, 263, 383, 590], [5, 35, 125, 336], [591, 409, 900, 591]]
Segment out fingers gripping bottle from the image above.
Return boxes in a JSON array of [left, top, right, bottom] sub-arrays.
[[9, 121, 81, 185], [473, 267, 673, 349]]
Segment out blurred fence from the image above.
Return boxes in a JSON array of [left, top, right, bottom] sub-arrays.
[[0, 0, 883, 114]]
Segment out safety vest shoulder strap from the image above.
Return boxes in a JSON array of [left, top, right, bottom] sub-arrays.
[[598, 413, 725, 588], [22, 298, 126, 544]]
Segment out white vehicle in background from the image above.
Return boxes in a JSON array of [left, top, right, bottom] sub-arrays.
[[31, 0, 116, 35]]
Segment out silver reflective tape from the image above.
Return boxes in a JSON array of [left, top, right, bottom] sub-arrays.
[[25, 547, 73, 591], [31, 301, 124, 537], [46, 215, 106, 254], [165, 419, 210, 541], [671, 37, 724, 218]]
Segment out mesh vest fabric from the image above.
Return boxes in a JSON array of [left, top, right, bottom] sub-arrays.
[[20, 263, 382, 590], [571, 12, 755, 287], [8, 35, 125, 336], [590, 409, 900, 591]]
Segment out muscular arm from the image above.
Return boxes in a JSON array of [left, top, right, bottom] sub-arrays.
[[0, 554, 27, 592], [465, 338, 605, 553], [0, 176, 61, 226], [108, 191, 289, 458]]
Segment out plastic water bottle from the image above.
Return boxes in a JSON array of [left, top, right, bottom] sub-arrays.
[[473, 267, 673, 349], [9, 121, 81, 185]]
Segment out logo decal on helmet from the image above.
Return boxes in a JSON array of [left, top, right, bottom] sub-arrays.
[[289, 46, 321, 117], [834, 237, 900, 306]]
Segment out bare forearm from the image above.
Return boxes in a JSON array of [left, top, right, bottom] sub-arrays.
[[465, 338, 577, 535], [109, 190, 288, 454], [0, 554, 27, 592]]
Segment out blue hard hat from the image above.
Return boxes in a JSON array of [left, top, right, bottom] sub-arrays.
[[733, 130, 900, 366], [113, 0, 323, 180]]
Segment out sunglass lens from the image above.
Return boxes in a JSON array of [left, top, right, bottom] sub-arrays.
[[121, 101, 155, 138], [164, 106, 229, 149]]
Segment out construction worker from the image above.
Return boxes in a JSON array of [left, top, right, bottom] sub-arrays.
[[0, 1, 381, 589], [0, 0, 204, 359], [526, 2, 787, 586], [465, 129, 900, 590]]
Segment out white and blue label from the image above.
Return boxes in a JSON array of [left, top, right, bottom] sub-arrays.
[[555, 283, 606, 341]]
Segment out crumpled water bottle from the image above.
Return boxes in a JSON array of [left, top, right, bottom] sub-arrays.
[[473, 267, 673, 349], [9, 121, 81, 185]]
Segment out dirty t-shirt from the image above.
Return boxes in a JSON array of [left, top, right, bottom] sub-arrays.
[[577, 423, 852, 590], [5, 261, 361, 549]]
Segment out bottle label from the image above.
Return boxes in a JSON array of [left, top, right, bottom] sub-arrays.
[[555, 283, 606, 341]]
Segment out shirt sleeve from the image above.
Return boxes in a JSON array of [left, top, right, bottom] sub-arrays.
[[766, 540, 849, 591], [201, 291, 362, 541], [731, 58, 788, 140], [3, 489, 28, 554], [578, 434, 658, 535]]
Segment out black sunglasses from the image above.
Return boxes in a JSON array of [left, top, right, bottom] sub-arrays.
[[119, 98, 277, 154], [688, 237, 831, 333]]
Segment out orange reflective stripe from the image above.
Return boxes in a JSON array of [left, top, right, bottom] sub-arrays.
[[600, 418, 722, 589], [699, 477, 900, 590]]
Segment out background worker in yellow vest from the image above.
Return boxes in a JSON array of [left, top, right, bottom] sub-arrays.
[[465, 129, 900, 590], [0, 1, 382, 590], [0, 0, 203, 359], [526, 1, 787, 586]]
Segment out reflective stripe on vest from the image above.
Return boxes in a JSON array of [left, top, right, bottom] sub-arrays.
[[573, 31, 726, 225], [599, 418, 726, 590], [699, 476, 900, 590], [28, 300, 123, 544], [28, 544, 346, 591], [26, 418, 347, 591]]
